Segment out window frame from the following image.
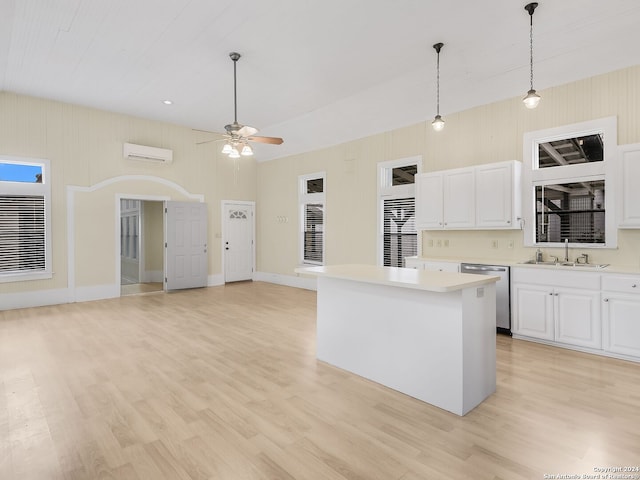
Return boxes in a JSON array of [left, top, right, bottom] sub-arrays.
[[298, 171, 326, 266], [0, 156, 52, 283], [522, 117, 617, 249], [377, 156, 422, 266]]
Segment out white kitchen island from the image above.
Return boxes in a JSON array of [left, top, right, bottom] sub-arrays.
[[295, 264, 499, 416]]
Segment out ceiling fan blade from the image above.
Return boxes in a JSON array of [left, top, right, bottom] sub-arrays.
[[196, 138, 228, 145], [192, 128, 218, 134], [248, 136, 284, 145], [237, 125, 258, 137]]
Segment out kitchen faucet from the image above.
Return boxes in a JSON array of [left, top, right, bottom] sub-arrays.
[[564, 238, 569, 262]]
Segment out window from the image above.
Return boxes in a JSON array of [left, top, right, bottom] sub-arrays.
[[0, 157, 52, 282], [523, 117, 617, 248], [378, 157, 421, 266], [299, 172, 325, 265]]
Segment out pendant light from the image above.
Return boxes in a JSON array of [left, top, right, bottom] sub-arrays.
[[523, 2, 541, 109], [431, 42, 445, 131]]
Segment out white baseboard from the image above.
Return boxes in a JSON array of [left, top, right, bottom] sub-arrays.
[[0, 288, 70, 311], [208, 273, 225, 287], [74, 284, 121, 303], [254, 271, 317, 290], [143, 270, 164, 283], [1, 273, 313, 312]]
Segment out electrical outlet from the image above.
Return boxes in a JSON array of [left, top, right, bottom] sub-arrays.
[[491, 240, 499, 249], [428, 239, 434, 247], [444, 239, 449, 247], [508, 240, 514, 249], [436, 239, 442, 247]]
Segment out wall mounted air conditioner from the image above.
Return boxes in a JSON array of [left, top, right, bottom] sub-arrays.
[[123, 142, 173, 164]]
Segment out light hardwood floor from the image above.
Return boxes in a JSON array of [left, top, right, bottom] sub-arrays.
[[1, 281, 639, 480]]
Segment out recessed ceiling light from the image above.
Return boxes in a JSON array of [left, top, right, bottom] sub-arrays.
[[162, 100, 173, 105]]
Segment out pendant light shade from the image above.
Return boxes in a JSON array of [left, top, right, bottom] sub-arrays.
[[432, 42, 445, 131], [240, 144, 253, 156], [432, 115, 445, 132], [523, 2, 541, 109]]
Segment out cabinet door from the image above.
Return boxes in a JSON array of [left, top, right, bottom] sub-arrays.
[[602, 293, 640, 357], [415, 173, 444, 229], [512, 284, 554, 340], [554, 288, 601, 349], [619, 145, 640, 228], [476, 162, 513, 228], [443, 168, 475, 228]]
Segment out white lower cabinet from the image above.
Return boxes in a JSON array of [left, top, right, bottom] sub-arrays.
[[424, 261, 459, 273], [512, 284, 601, 348], [602, 274, 640, 357], [513, 284, 554, 340], [403, 257, 459, 272], [554, 288, 601, 349], [512, 268, 602, 350]]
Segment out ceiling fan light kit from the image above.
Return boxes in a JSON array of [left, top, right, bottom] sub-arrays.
[[523, 2, 541, 109], [432, 42, 445, 132], [217, 52, 283, 158]]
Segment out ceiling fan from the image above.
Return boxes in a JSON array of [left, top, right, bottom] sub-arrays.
[[196, 52, 283, 157]]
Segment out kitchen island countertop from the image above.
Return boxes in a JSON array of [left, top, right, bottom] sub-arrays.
[[295, 264, 498, 293]]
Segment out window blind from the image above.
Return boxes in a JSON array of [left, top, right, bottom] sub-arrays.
[[0, 195, 46, 273], [383, 197, 417, 267], [303, 203, 323, 263]]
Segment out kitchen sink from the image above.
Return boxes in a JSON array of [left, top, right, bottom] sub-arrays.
[[519, 259, 609, 269]]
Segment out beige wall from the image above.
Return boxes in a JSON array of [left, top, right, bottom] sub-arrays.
[[257, 65, 640, 277], [0, 92, 256, 296], [3, 65, 640, 301]]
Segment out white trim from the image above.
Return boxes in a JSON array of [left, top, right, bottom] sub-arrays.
[[377, 156, 422, 266], [208, 273, 225, 287], [221, 200, 256, 283], [75, 283, 120, 303], [254, 271, 317, 290], [0, 288, 69, 311], [143, 269, 164, 283], [522, 117, 617, 249], [66, 175, 204, 303]]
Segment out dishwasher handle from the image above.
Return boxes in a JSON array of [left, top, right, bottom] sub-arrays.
[[462, 265, 508, 272]]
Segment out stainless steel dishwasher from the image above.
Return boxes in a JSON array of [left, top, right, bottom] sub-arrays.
[[460, 263, 511, 335]]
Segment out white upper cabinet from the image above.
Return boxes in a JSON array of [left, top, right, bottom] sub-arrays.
[[415, 172, 444, 229], [443, 167, 475, 229], [476, 161, 522, 228], [416, 160, 522, 230], [618, 144, 640, 228]]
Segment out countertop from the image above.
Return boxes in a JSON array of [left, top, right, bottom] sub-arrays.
[[406, 256, 640, 275], [295, 264, 499, 293]]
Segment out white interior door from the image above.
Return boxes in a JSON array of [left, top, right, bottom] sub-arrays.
[[165, 201, 208, 290], [223, 202, 254, 282]]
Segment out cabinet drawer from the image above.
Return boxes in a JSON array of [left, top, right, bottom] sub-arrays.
[[424, 261, 459, 273], [512, 267, 601, 290], [602, 275, 640, 294]]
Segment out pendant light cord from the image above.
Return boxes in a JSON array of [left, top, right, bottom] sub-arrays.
[[233, 58, 238, 123], [433, 43, 443, 116], [436, 48, 440, 116], [529, 13, 534, 91]]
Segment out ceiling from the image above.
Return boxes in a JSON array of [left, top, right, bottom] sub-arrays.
[[2, 0, 640, 162]]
